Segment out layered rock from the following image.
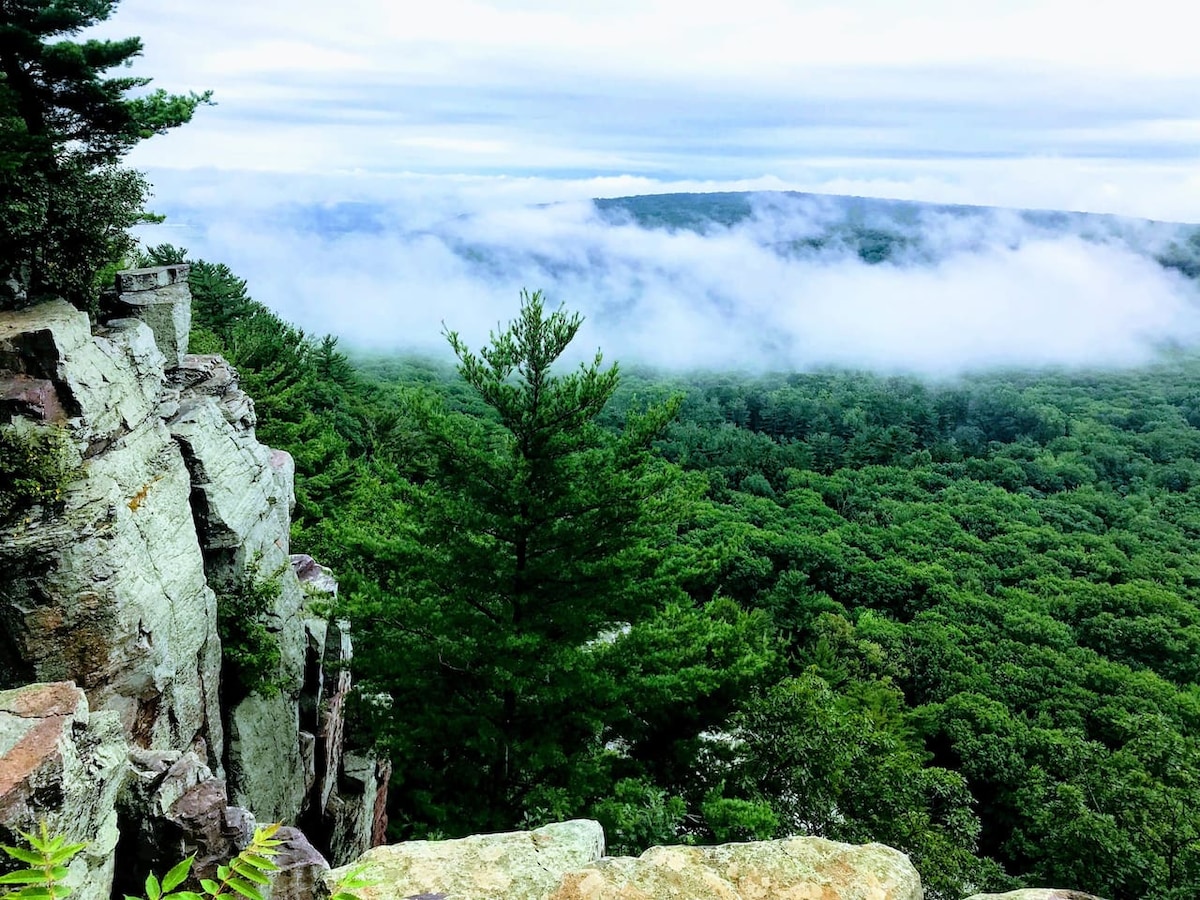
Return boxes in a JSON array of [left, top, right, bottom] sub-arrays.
[[326, 820, 606, 900], [0, 298, 223, 760], [551, 837, 922, 900], [0, 683, 127, 900], [105, 265, 193, 368], [964, 892, 1108, 900], [0, 272, 385, 882]]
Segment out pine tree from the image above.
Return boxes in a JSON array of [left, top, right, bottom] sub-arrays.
[[351, 291, 704, 835], [0, 0, 211, 307]]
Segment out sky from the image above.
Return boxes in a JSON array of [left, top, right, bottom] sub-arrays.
[[87, 1, 1200, 371], [104, 0, 1200, 220]]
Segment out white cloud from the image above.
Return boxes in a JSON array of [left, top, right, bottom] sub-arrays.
[[137, 173, 1200, 375], [93, 0, 1200, 222]]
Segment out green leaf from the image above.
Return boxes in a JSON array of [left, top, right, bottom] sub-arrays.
[[0, 870, 47, 884], [146, 872, 162, 900], [229, 862, 268, 886], [162, 856, 194, 893], [46, 844, 86, 865], [1, 847, 46, 865], [223, 878, 263, 900], [234, 854, 278, 872], [199, 880, 219, 896]]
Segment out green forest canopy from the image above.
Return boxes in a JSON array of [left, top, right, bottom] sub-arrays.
[[178, 251, 1200, 900]]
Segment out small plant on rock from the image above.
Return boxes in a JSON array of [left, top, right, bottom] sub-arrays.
[[215, 559, 289, 700], [0, 423, 77, 527]]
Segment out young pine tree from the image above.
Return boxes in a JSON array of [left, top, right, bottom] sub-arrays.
[[351, 290, 705, 835]]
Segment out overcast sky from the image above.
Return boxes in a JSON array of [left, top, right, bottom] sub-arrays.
[[100, 0, 1200, 221]]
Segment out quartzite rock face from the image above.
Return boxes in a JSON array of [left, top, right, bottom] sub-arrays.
[[549, 837, 924, 900], [168, 360, 308, 824], [0, 683, 128, 900], [0, 278, 385, 879], [326, 820, 606, 900], [0, 301, 223, 759]]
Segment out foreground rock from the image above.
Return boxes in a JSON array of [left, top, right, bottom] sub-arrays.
[[325, 820, 605, 900], [114, 748, 255, 896], [964, 891, 1107, 900], [552, 836, 922, 900], [0, 683, 127, 900]]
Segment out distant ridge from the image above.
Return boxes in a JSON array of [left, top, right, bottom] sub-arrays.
[[593, 190, 1200, 276]]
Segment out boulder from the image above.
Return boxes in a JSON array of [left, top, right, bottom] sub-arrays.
[[0, 300, 164, 449], [550, 836, 923, 900], [0, 682, 128, 900], [266, 826, 331, 900], [325, 820, 605, 900], [115, 748, 255, 895], [963, 892, 1107, 900]]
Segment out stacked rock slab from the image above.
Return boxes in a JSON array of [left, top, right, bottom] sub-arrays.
[[0, 683, 127, 900]]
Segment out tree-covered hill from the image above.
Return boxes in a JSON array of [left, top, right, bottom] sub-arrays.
[[181, 252, 1200, 900]]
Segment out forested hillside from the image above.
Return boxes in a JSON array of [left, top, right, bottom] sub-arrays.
[[172, 245, 1200, 900]]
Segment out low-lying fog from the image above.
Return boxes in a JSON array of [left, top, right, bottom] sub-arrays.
[[139, 172, 1200, 375]]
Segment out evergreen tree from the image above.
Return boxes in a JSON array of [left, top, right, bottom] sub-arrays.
[[351, 291, 706, 835], [0, 0, 211, 307]]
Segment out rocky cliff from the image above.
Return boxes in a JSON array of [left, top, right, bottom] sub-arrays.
[[0, 268, 386, 896]]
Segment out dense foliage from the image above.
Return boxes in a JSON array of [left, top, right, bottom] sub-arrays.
[[185, 255, 1200, 899], [0, 0, 210, 308], [0, 421, 75, 524], [213, 559, 287, 702]]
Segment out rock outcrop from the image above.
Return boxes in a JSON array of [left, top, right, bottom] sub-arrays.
[[0, 683, 127, 900], [0, 296, 223, 760], [327, 822, 927, 900], [964, 892, 1108, 900], [551, 837, 923, 900], [0, 272, 385, 886], [326, 820, 606, 900]]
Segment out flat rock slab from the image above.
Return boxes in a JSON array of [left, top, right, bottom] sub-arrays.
[[326, 820, 605, 900], [550, 837, 923, 900], [964, 892, 1107, 900]]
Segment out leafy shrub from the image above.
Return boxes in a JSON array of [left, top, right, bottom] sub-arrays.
[[0, 423, 76, 526], [592, 778, 687, 857], [214, 561, 287, 700], [0, 823, 370, 900]]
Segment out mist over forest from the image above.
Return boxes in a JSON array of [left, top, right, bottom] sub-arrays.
[[142, 182, 1200, 375]]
